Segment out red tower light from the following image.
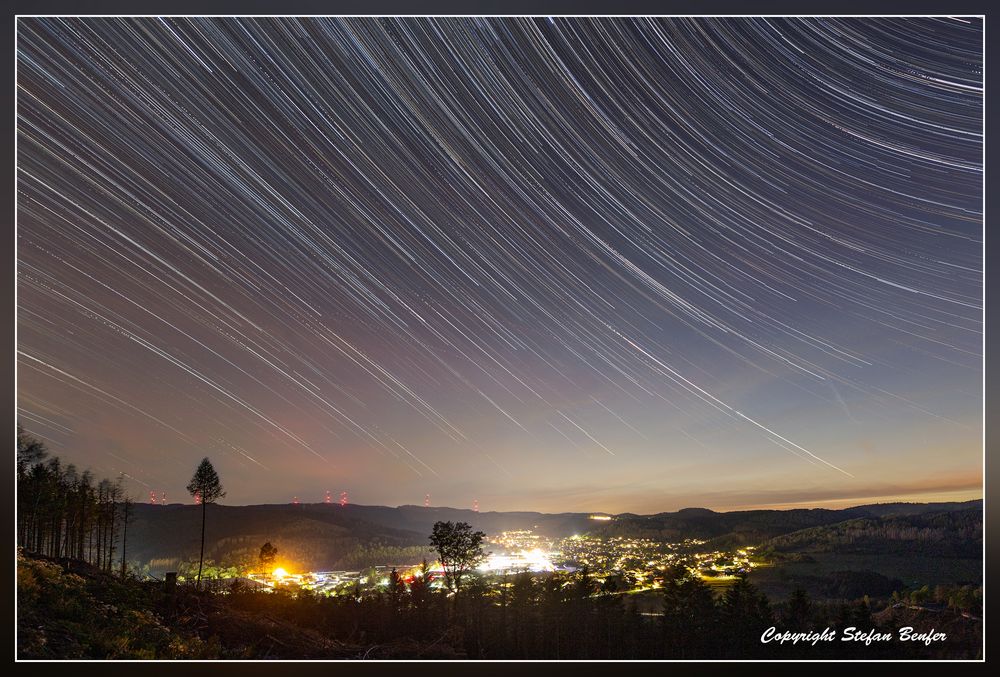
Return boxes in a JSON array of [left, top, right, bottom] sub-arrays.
[[424, 493, 430, 508], [293, 496, 299, 505], [339, 491, 348, 507], [473, 499, 479, 513], [194, 491, 201, 505], [150, 491, 156, 505], [325, 490, 332, 504]]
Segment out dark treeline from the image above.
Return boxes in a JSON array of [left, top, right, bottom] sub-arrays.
[[16, 427, 134, 574], [219, 564, 980, 659]]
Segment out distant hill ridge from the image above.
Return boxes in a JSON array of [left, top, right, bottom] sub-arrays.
[[125, 499, 980, 574]]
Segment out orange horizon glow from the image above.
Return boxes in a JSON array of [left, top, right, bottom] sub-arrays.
[[716, 489, 983, 513]]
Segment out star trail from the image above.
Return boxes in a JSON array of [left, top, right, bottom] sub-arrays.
[[15, 17, 983, 512]]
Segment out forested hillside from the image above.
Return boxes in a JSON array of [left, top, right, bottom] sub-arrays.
[[763, 508, 983, 558]]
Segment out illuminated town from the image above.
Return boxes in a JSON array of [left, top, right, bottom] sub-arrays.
[[245, 528, 758, 597]]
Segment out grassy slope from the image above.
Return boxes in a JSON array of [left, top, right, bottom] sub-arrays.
[[16, 551, 374, 659]]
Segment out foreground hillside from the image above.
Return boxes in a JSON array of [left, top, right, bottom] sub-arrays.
[[18, 550, 981, 660], [17, 551, 456, 659]]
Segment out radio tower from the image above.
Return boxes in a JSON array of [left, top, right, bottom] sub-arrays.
[[424, 493, 430, 508], [339, 491, 348, 507], [160, 492, 166, 505], [150, 491, 157, 505], [194, 491, 201, 505], [292, 496, 299, 505], [472, 499, 479, 513], [325, 490, 332, 504]]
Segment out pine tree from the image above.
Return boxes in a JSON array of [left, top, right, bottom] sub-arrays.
[[186, 458, 225, 589], [661, 564, 716, 658], [119, 494, 133, 577], [719, 575, 773, 657], [784, 587, 813, 628]]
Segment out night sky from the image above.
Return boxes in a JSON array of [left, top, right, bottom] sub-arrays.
[[16, 17, 983, 513]]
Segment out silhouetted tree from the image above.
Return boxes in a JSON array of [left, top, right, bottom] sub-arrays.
[[16, 425, 47, 470], [429, 521, 487, 592], [103, 476, 124, 572], [572, 564, 594, 599], [719, 575, 773, 657], [120, 495, 133, 577], [259, 542, 278, 574], [409, 559, 432, 612], [783, 587, 813, 628], [848, 597, 874, 628], [661, 564, 717, 658], [387, 568, 406, 615], [186, 458, 225, 589], [910, 584, 932, 605]]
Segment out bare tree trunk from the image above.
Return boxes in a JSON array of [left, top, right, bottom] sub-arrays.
[[106, 491, 116, 572], [197, 500, 206, 589], [120, 501, 130, 577], [95, 487, 103, 569], [77, 504, 85, 561]]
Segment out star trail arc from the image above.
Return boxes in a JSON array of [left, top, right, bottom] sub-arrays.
[[16, 17, 982, 509]]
